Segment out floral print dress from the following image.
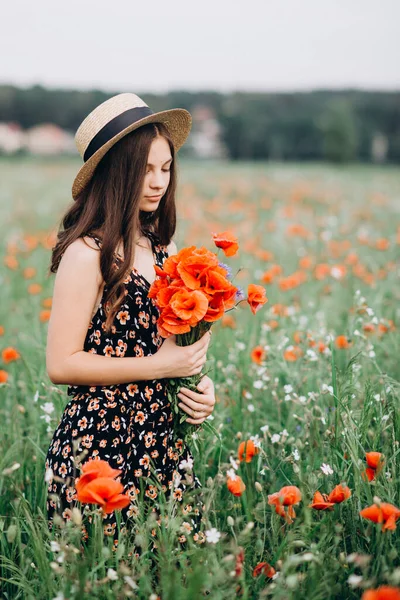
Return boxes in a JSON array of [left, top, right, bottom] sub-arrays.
[[45, 231, 206, 550]]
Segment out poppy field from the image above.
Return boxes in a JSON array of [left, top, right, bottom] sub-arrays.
[[0, 157, 399, 599]]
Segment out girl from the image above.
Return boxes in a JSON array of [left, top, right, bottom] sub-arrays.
[[44, 93, 216, 550]]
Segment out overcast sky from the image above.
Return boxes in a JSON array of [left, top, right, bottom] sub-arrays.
[[2, 0, 399, 93]]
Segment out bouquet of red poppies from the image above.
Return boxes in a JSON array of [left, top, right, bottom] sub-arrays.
[[148, 231, 267, 449]]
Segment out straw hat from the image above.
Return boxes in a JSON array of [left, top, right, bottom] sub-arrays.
[[72, 92, 192, 200]]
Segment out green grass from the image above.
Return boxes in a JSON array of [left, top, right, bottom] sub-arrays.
[[0, 157, 399, 599]]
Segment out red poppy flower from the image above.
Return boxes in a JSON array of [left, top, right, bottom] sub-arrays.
[[247, 284, 268, 315], [268, 486, 302, 523], [362, 467, 376, 482], [76, 476, 130, 514], [227, 475, 246, 497], [170, 288, 209, 325], [252, 562, 276, 578], [365, 452, 384, 471], [238, 440, 259, 463], [235, 547, 245, 577], [362, 586, 400, 600], [251, 345, 266, 364], [327, 484, 352, 504], [75, 458, 122, 491], [360, 502, 400, 531], [308, 491, 335, 511], [1, 347, 20, 364], [212, 231, 239, 257]]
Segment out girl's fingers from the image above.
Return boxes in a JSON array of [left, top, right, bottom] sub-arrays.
[[179, 387, 214, 405], [177, 393, 212, 412]]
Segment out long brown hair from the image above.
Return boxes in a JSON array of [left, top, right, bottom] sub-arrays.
[[49, 122, 177, 333]]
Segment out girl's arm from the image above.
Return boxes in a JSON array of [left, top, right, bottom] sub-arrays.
[[46, 237, 165, 386]]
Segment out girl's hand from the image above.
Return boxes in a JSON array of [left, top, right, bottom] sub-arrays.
[[177, 374, 216, 425]]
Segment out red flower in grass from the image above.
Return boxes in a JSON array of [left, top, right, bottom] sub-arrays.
[[212, 231, 239, 257], [362, 586, 400, 600], [327, 483, 352, 504], [76, 477, 130, 514], [308, 491, 335, 511], [238, 440, 259, 463], [247, 284, 268, 315], [75, 458, 130, 515], [227, 474, 246, 497], [309, 484, 351, 510], [366, 452, 384, 469], [362, 452, 385, 482], [252, 562, 276, 578], [268, 486, 302, 523], [235, 547, 245, 577], [251, 345, 266, 364], [360, 502, 400, 532]]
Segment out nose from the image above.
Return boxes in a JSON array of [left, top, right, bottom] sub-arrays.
[[149, 170, 165, 190]]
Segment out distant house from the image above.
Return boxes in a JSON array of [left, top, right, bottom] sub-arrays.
[[189, 105, 227, 159], [0, 122, 25, 154], [24, 123, 76, 155]]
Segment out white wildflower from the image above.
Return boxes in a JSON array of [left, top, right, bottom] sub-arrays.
[[247, 403, 255, 412], [226, 468, 237, 480], [236, 342, 246, 351], [321, 384, 334, 395], [348, 574, 363, 587], [250, 434, 261, 447], [280, 429, 289, 437], [41, 402, 55, 415], [123, 576, 138, 590], [260, 424, 269, 433], [107, 568, 118, 581], [306, 349, 318, 361], [285, 394, 291, 402], [50, 541, 61, 553], [244, 391, 253, 399], [229, 456, 239, 471], [179, 456, 194, 471], [320, 463, 334, 476], [292, 448, 300, 461], [2, 462, 21, 475], [271, 434, 280, 444], [284, 384, 293, 394], [253, 380, 263, 389], [205, 527, 221, 544]]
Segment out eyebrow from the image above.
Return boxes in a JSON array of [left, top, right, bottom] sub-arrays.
[[146, 158, 173, 167]]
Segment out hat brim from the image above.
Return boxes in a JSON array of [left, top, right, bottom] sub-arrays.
[[72, 108, 192, 200]]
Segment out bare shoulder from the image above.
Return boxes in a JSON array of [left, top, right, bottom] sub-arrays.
[[167, 239, 178, 255], [58, 236, 103, 286]]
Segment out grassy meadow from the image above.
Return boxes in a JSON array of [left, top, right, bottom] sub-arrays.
[[0, 157, 399, 599]]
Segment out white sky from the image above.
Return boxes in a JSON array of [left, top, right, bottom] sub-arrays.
[[1, 0, 399, 93]]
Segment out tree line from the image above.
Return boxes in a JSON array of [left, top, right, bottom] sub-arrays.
[[1, 84, 399, 163]]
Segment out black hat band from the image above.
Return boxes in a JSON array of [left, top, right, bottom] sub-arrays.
[[83, 106, 154, 162]]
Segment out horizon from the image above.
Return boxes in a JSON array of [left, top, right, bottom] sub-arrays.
[[2, 82, 400, 95]]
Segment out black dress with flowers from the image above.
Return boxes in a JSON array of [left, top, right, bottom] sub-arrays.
[[45, 231, 206, 549]]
